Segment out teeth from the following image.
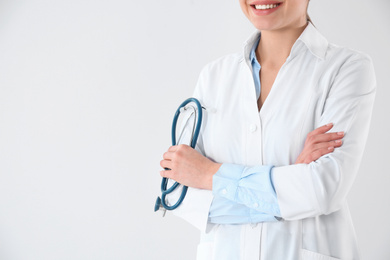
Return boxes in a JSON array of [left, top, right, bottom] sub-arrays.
[[255, 4, 279, 10]]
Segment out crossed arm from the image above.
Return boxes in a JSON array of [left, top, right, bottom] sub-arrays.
[[159, 123, 344, 190]]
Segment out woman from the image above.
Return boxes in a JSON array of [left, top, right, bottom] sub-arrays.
[[159, 0, 376, 259]]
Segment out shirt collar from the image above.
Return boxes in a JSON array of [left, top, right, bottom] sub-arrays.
[[242, 22, 329, 63], [249, 34, 261, 64]]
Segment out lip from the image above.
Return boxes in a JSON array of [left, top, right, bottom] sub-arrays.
[[249, 1, 283, 16], [249, 0, 283, 5]]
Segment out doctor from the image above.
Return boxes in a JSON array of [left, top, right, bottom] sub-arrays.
[[160, 0, 376, 259]]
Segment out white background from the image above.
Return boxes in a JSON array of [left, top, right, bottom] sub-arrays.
[[0, 0, 389, 259]]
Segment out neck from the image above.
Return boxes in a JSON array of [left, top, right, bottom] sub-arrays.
[[257, 22, 309, 67]]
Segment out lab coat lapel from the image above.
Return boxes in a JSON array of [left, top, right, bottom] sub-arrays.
[[240, 29, 288, 121], [240, 31, 263, 127], [243, 22, 328, 121]]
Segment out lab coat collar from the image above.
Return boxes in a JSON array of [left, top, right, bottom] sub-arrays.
[[241, 22, 329, 63], [298, 22, 329, 60]]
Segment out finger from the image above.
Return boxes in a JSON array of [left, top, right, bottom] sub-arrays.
[[160, 159, 173, 170], [307, 123, 334, 137], [311, 132, 344, 144], [313, 139, 343, 150], [160, 169, 173, 179], [306, 146, 335, 163], [168, 144, 189, 152], [163, 151, 174, 160], [168, 145, 178, 152]]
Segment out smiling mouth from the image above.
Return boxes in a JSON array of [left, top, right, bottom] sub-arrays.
[[253, 3, 281, 10]]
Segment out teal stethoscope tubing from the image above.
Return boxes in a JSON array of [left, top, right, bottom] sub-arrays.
[[154, 97, 203, 212]]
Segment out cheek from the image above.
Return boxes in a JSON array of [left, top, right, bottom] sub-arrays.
[[289, 0, 309, 16], [239, 0, 249, 18], [279, 0, 308, 25]]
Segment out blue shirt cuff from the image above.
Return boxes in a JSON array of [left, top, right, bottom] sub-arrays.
[[212, 163, 281, 217]]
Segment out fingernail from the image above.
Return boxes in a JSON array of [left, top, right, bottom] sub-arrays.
[[328, 146, 334, 150], [335, 140, 342, 144], [337, 131, 344, 135], [326, 123, 333, 126]]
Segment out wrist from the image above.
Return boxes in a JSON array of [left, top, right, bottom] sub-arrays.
[[211, 162, 222, 174], [206, 162, 222, 190]]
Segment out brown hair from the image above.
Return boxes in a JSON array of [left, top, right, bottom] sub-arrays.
[[306, 13, 315, 27], [307, 13, 312, 24]]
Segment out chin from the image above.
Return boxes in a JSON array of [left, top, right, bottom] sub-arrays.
[[251, 20, 280, 31]]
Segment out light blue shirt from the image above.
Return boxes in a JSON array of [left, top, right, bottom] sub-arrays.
[[250, 35, 261, 100], [208, 35, 281, 224]]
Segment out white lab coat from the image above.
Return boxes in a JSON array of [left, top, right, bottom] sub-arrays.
[[169, 22, 377, 260]]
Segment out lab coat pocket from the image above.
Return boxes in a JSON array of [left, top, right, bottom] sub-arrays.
[[301, 249, 341, 260], [196, 242, 213, 260]]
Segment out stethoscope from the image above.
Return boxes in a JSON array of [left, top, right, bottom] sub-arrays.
[[154, 97, 204, 215]]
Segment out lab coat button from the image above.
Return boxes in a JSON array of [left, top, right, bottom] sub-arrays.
[[253, 203, 259, 208], [221, 189, 227, 195], [249, 124, 257, 132]]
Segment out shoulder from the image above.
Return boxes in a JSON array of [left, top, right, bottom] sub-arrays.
[[324, 44, 376, 94], [326, 43, 374, 70], [193, 52, 244, 100], [198, 52, 243, 78]]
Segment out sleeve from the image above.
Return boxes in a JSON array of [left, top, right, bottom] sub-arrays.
[[209, 163, 281, 224], [165, 67, 215, 232], [272, 54, 377, 220]]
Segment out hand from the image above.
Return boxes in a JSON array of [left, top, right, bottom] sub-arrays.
[[160, 144, 221, 190], [295, 123, 344, 164]]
